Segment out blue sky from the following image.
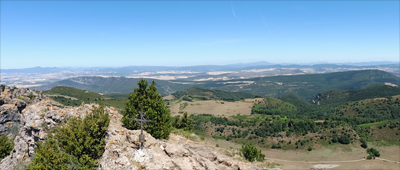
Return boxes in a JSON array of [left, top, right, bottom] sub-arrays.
[[1, 1, 399, 69]]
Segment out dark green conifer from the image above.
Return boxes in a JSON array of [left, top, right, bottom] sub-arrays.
[[121, 79, 172, 139]]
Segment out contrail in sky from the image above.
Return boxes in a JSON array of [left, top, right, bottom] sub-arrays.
[[230, 2, 240, 23]]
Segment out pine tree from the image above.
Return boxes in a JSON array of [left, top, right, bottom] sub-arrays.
[[121, 79, 172, 139], [180, 112, 193, 131]]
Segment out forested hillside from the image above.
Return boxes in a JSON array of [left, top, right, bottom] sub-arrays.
[[312, 84, 400, 105], [190, 84, 400, 154], [204, 70, 399, 99]]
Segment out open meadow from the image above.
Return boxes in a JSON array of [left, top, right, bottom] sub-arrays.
[[167, 97, 264, 117]]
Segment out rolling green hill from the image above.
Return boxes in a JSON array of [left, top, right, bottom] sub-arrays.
[[172, 87, 257, 101], [251, 97, 298, 115], [251, 83, 400, 120]]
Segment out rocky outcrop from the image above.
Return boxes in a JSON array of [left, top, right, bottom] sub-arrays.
[[98, 109, 269, 170], [0, 100, 105, 169], [0, 86, 46, 104], [1, 88, 269, 169], [0, 86, 47, 136]]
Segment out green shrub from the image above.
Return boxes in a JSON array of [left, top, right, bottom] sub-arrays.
[[0, 135, 14, 160], [28, 103, 110, 169], [367, 147, 380, 158], [182, 96, 192, 102], [241, 144, 265, 162], [360, 138, 368, 148], [173, 112, 193, 131], [338, 135, 351, 144], [27, 136, 69, 170], [308, 146, 313, 151]]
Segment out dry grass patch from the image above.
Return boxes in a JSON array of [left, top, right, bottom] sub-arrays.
[[169, 98, 263, 116]]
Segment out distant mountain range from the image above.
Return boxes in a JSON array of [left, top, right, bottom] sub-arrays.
[[1, 61, 398, 74], [1, 66, 67, 74]]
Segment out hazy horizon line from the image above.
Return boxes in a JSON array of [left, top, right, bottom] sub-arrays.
[[1, 60, 399, 70]]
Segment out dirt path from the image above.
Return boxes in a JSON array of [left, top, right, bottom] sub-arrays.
[[375, 158, 400, 164]]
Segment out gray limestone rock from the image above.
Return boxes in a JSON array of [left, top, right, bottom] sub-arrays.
[[0, 87, 46, 136], [0, 104, 21, 136], [0, 101, 104, 170]]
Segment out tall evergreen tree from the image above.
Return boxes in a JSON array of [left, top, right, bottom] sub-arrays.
[[121, 79, 172, 139]]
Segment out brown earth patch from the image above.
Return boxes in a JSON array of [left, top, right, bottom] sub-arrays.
[[163, 95, 175, 100]]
